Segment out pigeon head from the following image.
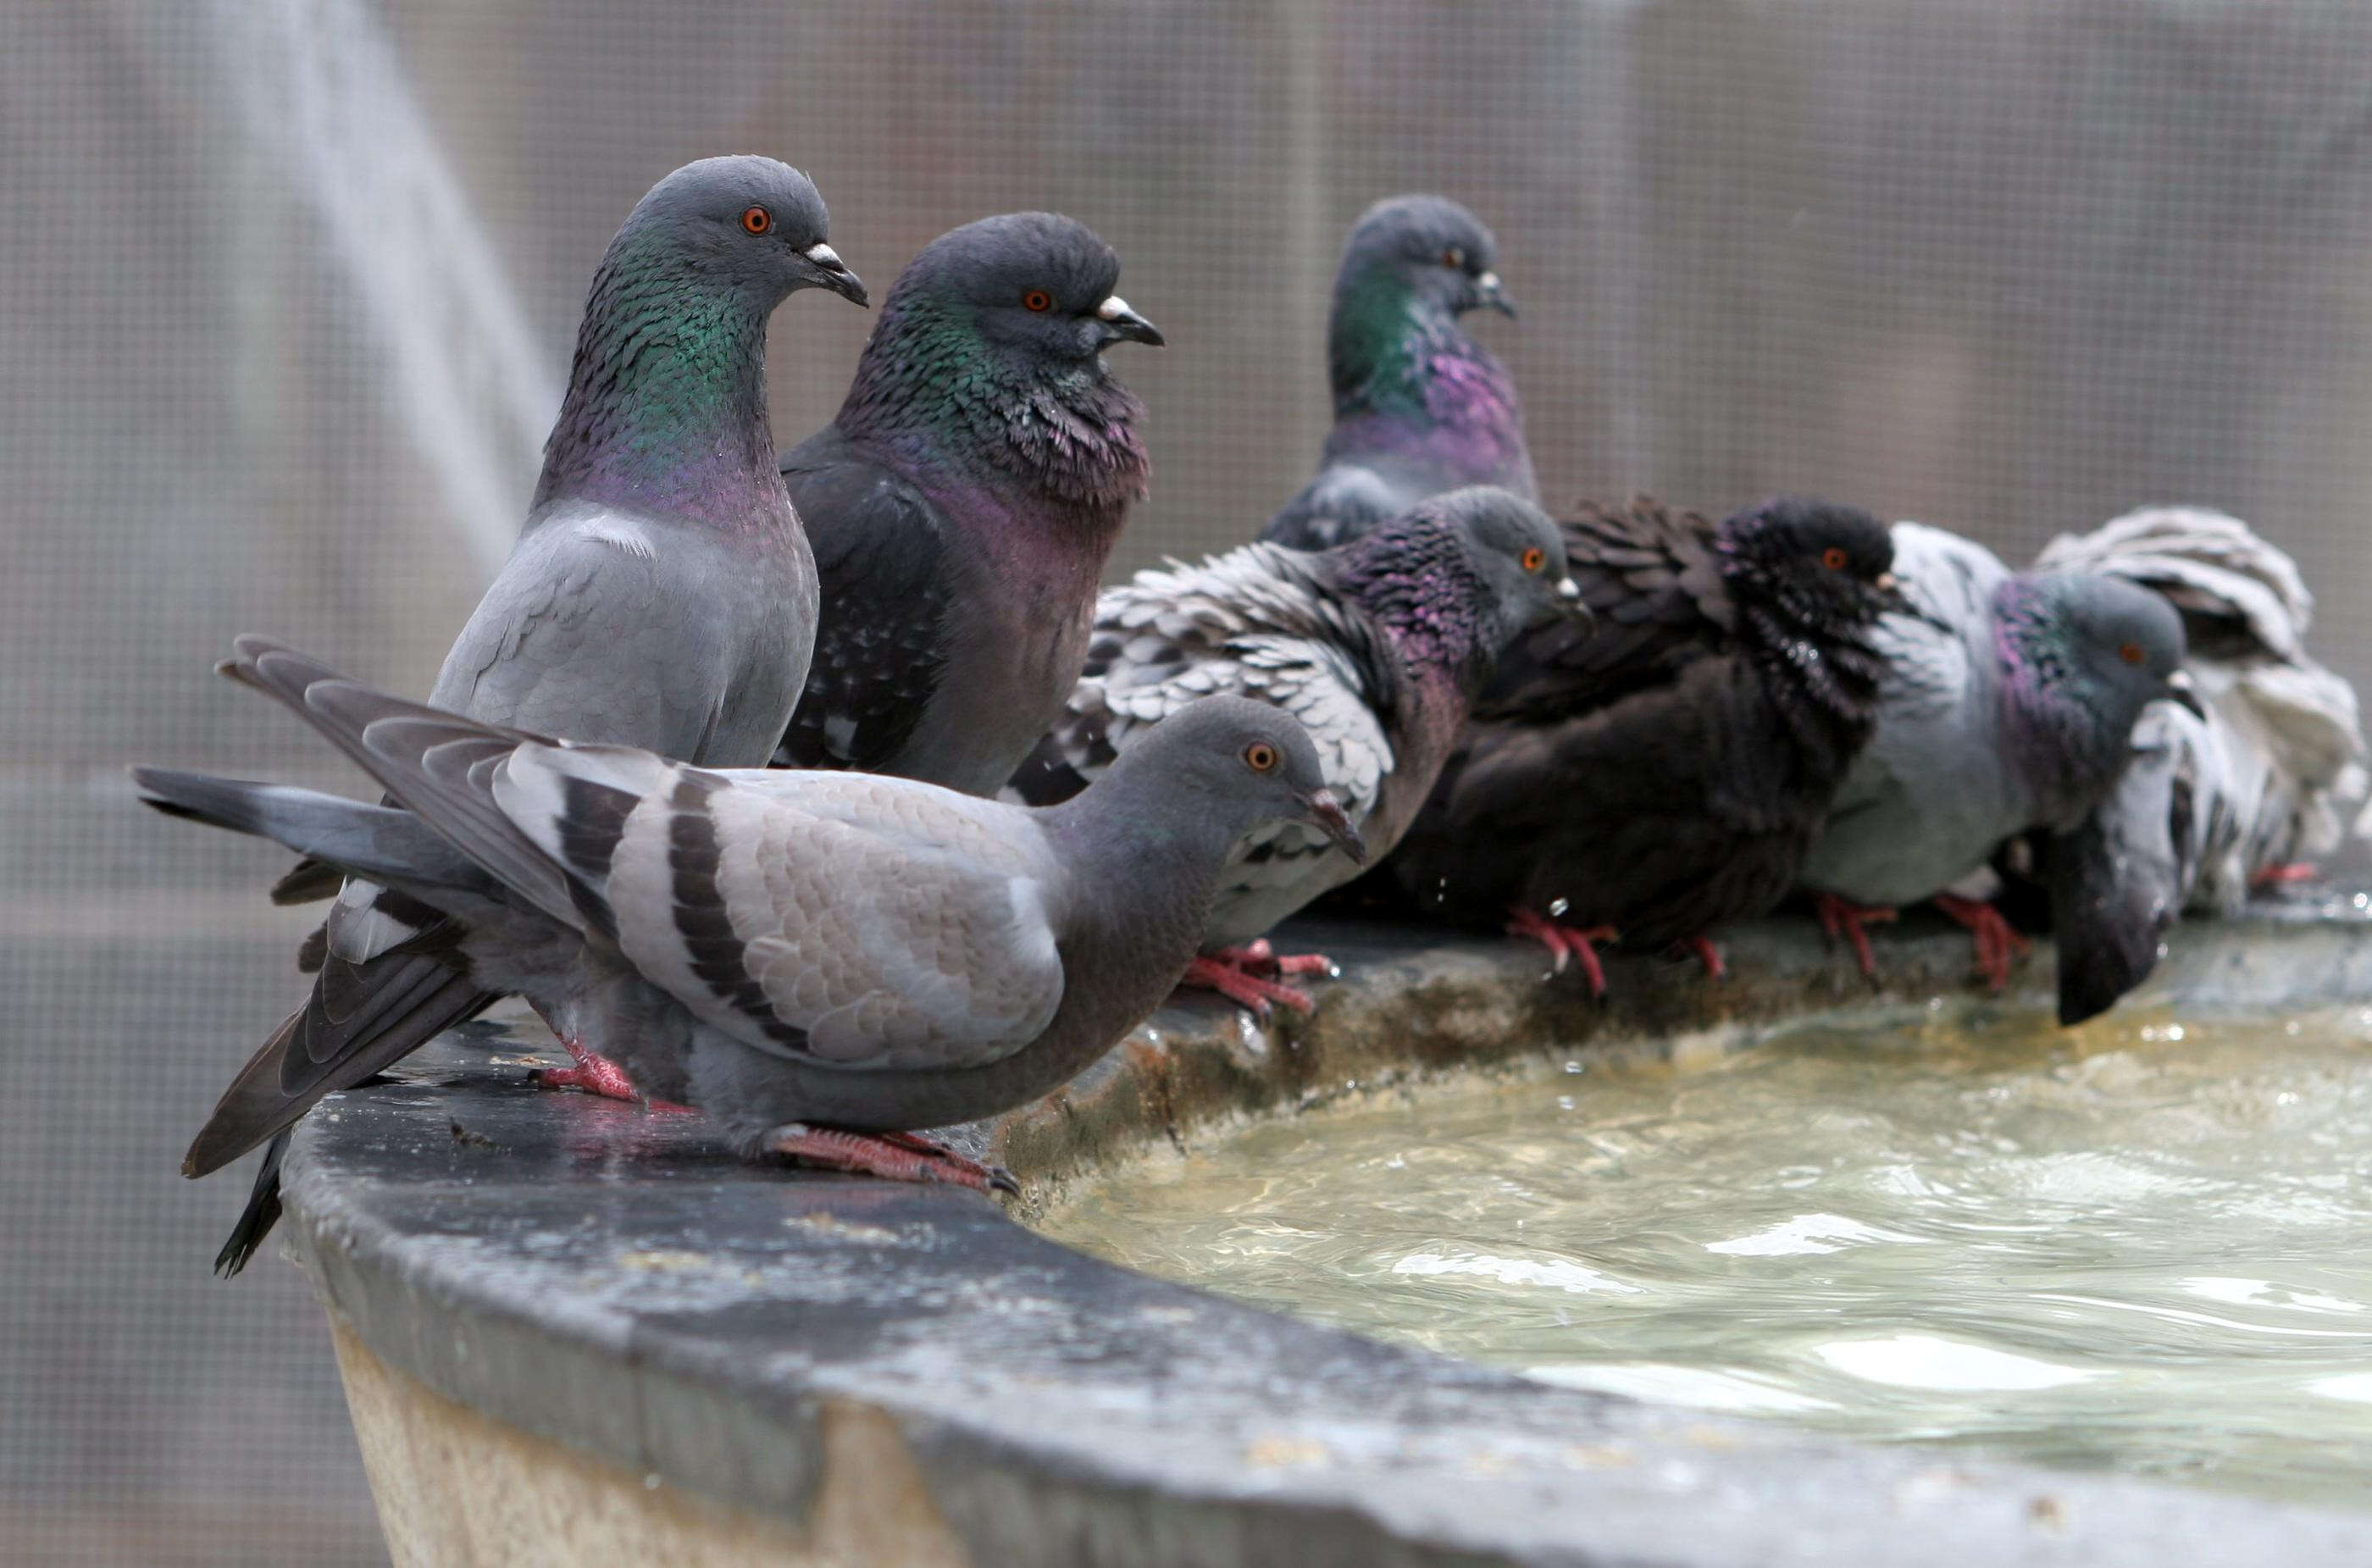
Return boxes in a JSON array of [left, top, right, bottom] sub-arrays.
[[1429, 485, 1580, 639], [1335, 194, 1513, 328], [613, 156, 864, 308], [1717, 496, 1898, 626], [1328, 486, 1578, 693], [1325, 195, 1521, 435], [837, 213, 1155, 507], [1098, 695, 1364, 866], [1997, 572, 2188, 814], [537, 157, 862, 524]]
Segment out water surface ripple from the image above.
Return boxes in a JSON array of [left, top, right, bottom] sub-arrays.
[[1039, 1005, 2372, 1503]]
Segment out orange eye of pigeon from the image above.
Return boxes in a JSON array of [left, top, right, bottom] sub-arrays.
[[1023, 289, 1053, 312], [2119, 640, 2147, 665], [1244, 741, 1278, 773], [1442, 246, 1466, 269], [1521, 546, 1546, 573], [740, 207, 772, 235], [1821, 546, 1849, 570]]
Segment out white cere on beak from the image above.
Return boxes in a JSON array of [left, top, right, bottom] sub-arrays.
[[1096, 296, 1135, 321], [804, 242, 845, 267], [1557, 577, 1581, 601], [1477, 270, 1501, 291]]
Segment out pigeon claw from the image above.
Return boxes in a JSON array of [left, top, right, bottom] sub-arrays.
[[764, 1125, 1017, 1194], [2249, 861, 2319, 890], [1505, 906, 1616, 999], [1677, 934, 1726, 982], [1931, 893, 2031, 994], [1814, 894, 1898, 982], [532, 1037, 696, 1114], [1179, 949, 1317, 1016]]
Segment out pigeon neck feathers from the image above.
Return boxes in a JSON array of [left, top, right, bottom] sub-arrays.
[[1325, 277, 1523, 470], [1714, 504, 1893, 779], [536, 230, 788, 533], [1992, 574, 2165, 822], [1328, 517, 1500, 701], [834, 291, 1150, 522]]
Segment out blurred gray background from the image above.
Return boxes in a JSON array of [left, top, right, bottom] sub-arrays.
[[8, 0, 2372, 1560]]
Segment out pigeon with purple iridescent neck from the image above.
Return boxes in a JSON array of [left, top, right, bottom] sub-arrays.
[[1009, 486, 1580, 1012], [773, 213, 1162, 796], [1797, 522, 2188, 993], [1261, 195, 1533, 552], [194, 156, 867, 1274]]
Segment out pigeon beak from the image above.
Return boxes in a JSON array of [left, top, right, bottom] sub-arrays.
[[1477, 271, 1518, 319], [802, 242, 868, 307], [1300, 788, 1366, 864], [1095, 295, 1165, 347], [1550, 577, 1595, 634], [2166, 668, 2207, 719]]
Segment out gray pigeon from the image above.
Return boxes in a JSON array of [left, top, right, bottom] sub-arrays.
[[773, 212, 1161, 796], [2031, 506, 2367, 1023], [1008, 486, 1578, 1012], [139, 640, 1362, 1189], [1260, 195, 1534, 552], [196, 156, 867, 1272], [1796, 521, 2187, 990]]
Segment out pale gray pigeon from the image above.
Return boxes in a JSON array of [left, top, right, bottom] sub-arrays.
[[195, 156, 867, 1272], [1797, 521, 2188, 990], [140, 640, 1362, 1188], [1261, 196, 1534, 552], [2033, 506, 2367, 1022], [1008, 486, 1578, 1011]]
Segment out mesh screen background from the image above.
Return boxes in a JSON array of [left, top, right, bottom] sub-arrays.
[[8, 1, 2372, 1560]]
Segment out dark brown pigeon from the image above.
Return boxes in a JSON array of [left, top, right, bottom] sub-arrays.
[[1388, 494, 1898, 993]]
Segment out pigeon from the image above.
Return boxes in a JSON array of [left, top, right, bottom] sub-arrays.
[[2029, 506, 2366, 1023], [1008, 486, 1582, 1012], [772, 212, 1161, 796], [195, 156, 867, 1272], [1260, 195, 1534, 552], [1389, 496, 1898, 994], [1795, 522, 2188, 991], [138, 640, 1363, 1190]]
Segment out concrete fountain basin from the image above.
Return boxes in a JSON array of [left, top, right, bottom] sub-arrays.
[[281, 907, 2372, 1566]]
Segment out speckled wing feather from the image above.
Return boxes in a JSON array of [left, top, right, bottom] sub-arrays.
[[1479, 496, 1727, 722], [774, 430, 951, 773], [2038, 507, 2366, 889], [1012, 543, 1395, 827]]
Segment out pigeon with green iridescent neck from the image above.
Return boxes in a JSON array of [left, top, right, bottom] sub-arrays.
[[773, 213, 1161, 795], [1261, 195, 1532, 552], [195, 156, 866, 1274]]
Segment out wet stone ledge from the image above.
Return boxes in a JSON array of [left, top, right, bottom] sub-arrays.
[[284, 909, 2372, 1567]]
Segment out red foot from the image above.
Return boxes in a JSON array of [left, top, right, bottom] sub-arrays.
[[1505, 906, 1617, 998], [1815, 894, 1898, 980], [1677, 934, 1727, 981], [1216, 937, 1338, 978], [1179, 951, 1316, 1016], [532, 1037, 694, 1113], [2251, 862, 2319, 889], [766, 1124, 1018, 1194], [1931, 893, 2031, 993]]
